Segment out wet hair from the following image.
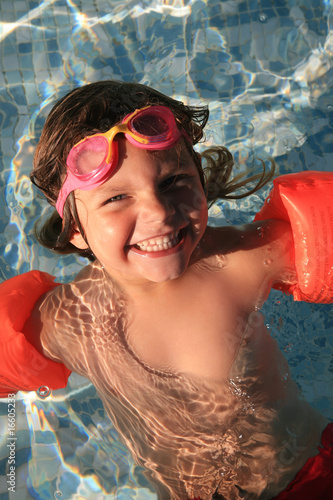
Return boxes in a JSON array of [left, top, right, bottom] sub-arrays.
[[31, 80, 274, 260]]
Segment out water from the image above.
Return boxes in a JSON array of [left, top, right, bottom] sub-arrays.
[[0, 0, 333, 498]]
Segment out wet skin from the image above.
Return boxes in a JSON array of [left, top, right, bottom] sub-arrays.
[[71, 138, 209, 290], [65, 137, 297, 380], [24, 137, 297, 380], [21, 139, 322, 500]]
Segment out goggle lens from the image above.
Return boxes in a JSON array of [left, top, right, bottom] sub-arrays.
[[69, 136, 108, 176], [129, 108, 173, 142]]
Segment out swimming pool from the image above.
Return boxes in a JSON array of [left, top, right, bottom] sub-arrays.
[[0, 0, 332, 498]]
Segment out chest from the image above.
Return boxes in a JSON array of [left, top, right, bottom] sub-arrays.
[[126, 268, 257, 382]]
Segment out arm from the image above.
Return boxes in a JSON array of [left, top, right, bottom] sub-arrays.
[[254, 171, 333, 303], [0, 271, 71, 397]]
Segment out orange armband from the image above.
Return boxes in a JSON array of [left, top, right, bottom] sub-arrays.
[[0, 271, 71, 398], [254, 171, 333, 303]]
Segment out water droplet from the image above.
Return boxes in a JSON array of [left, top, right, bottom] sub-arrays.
[[258, 12, 268, 23], [327, 104, 333, 111], [264, 258, 273, 265], [37, 386, 51, 398], [239, 434, 243, 439], [282, 372, 289, 381], [257, 226, 264, 238], [54, 492, 62, 499]]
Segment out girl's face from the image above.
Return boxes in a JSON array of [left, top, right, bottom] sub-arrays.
[[71, 137, 208, 288]]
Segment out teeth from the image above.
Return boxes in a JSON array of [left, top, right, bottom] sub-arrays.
[[135, 231, 181, 252]]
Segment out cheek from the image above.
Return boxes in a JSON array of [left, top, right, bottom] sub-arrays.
[[87, 214, 133, 250], [176, 185, 208, 223]]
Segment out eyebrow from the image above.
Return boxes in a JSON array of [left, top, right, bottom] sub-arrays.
[[76, 146, 195, 202], [80, 183, 127, 200]]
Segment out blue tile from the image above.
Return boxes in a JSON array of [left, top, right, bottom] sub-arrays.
[[3, 43, 16, 56], [46, 39, 59, 51], [238, 2, 249, 13], [227, 15, 240, 27], [276, 7, 290, 17], [10, 85, 27, 106], [21, 70, 35, 82], [19, 54, 33, 68], [48, 51, 62, 67], [18, 42, 32, 54], [91, 57, 105, 70], [114, 44, 127, 57], [117, 57, 135, 76], [31, 17, 41, 26], [6, 71, 22, 85]]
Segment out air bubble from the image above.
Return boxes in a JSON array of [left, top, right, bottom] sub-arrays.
[[54, 492, 62, 498], [37, 386, 51, 398], [258, 13, 268, 23], [264, 259, 273, 265], [327, 104, 333, 111], [284, 343, 293, 353], [283, 139, 292, 151]]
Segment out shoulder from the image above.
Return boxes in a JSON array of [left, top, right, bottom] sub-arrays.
[[42, 261, 106, 309], [23, 262, 101, 359], [204, 219, 294, 258], [202, 221, 296, 306]]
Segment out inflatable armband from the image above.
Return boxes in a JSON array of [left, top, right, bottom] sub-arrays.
[[254, 171, 333, 303], [0, 271, 71, 398]]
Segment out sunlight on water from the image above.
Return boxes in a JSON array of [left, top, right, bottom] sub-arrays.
[[20, 381, 156, 499]]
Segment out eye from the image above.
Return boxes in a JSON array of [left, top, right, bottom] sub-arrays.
[[104, 194, 127, 204], [161, 174, 190, 190]]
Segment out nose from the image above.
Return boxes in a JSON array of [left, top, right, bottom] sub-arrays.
[[139, 191, 176, 224]]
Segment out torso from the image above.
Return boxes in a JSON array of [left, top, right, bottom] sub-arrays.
[[125, 220, 294, 382], [38, 221, 326, 499]]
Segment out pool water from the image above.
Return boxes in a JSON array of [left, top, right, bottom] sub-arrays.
[[0, 0, 332, 498]]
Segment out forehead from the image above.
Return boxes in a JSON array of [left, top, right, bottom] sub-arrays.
[[119, 135, 194, 165], [75, 137, 197, 200]]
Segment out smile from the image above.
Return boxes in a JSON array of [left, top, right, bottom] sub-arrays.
[[134, 231, 181, 252]]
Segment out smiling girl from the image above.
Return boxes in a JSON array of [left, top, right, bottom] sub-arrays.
[[1, 81, 332, 499]]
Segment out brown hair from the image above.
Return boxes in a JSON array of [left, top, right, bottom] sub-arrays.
[[31, 80, 274, 260]]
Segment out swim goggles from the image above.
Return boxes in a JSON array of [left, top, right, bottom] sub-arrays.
[[56, 105, 187, 217]]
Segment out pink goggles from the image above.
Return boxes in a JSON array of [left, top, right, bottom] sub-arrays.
[[56, 105, 187, 217]]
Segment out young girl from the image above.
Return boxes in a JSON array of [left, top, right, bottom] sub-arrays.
[[1, 80, 332, 499]]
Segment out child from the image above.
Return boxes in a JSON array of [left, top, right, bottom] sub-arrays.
[[1, 80, 333, 499]]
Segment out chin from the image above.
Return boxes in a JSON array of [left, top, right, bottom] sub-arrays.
[[143, 262, 188, 283]]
